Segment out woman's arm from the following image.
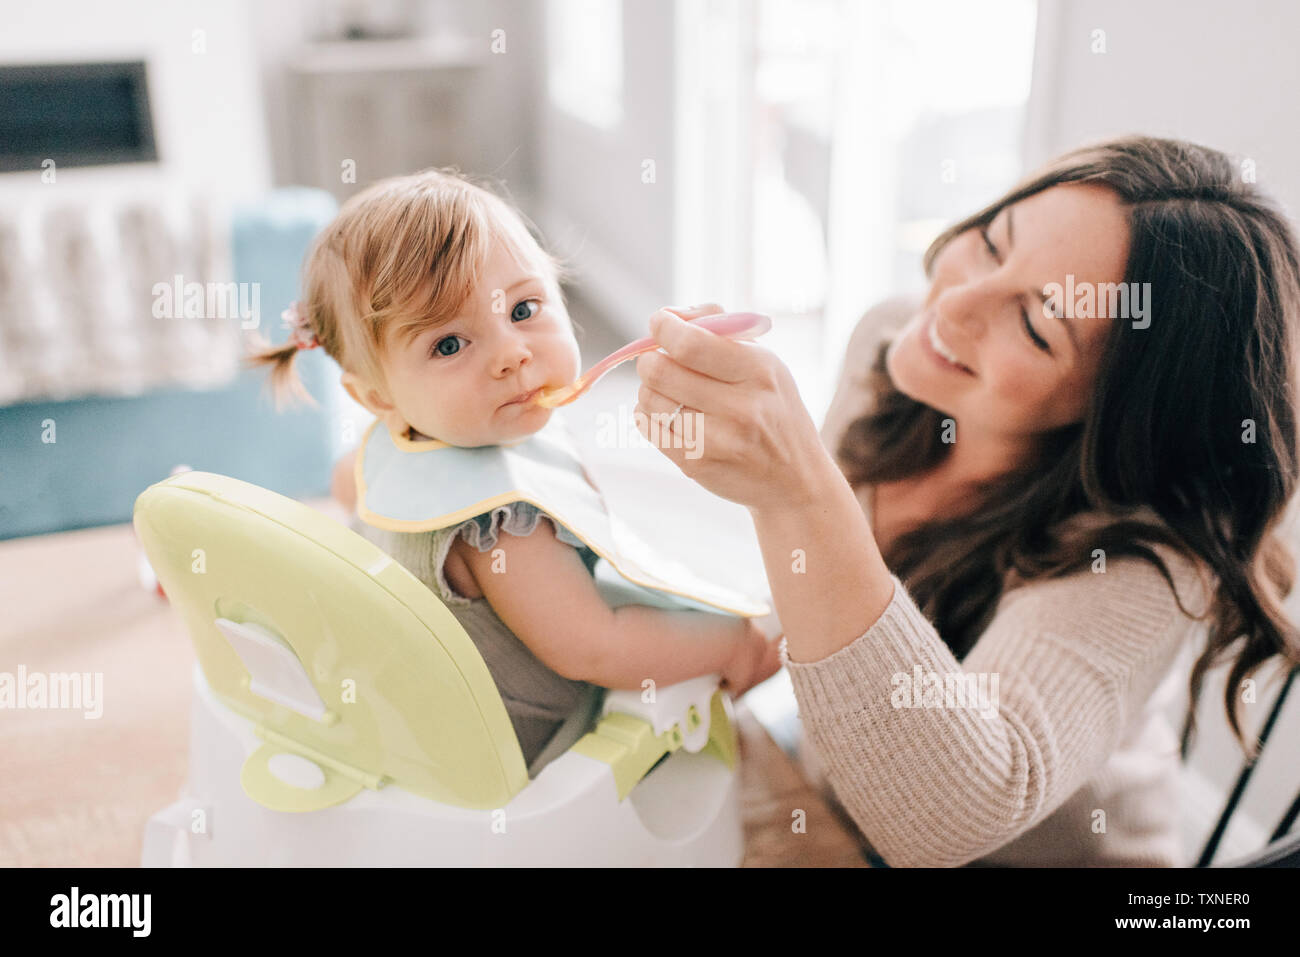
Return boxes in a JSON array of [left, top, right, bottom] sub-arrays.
[[633, 305, 896, 663], [747, 461, 896, 664], [452, 518, 778, 692], [784, 547, 1207, 866], [755, 297, 918, 662], [632, 303, 1208, 865]]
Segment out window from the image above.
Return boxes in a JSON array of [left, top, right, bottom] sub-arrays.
[[675, 0, 1038, 421]]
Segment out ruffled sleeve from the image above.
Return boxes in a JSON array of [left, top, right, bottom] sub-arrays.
[[426, 501, 598, 606], [351, 503, 599, 609], [453, 501, 587, 552]]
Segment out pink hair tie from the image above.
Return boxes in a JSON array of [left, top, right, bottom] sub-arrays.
[[282, 300, 320, 350]]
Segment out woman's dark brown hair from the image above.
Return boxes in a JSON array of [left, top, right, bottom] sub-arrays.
[[837, 135, 1300, 759]]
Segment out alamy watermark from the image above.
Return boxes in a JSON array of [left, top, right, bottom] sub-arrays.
[[50, 887, 150, 937], [0, 666, 102, 719], [599, 403, 704, 459], [1043, 274, 1151, 329], [152, 274, 260, 329], [891, 665, 1000, 719]]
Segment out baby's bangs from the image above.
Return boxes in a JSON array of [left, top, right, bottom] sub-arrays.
[[478, 190, 560, 285], [384, 194, 494, 351]]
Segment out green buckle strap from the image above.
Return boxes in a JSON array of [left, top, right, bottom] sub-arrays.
[[571, 690, 737, 800]]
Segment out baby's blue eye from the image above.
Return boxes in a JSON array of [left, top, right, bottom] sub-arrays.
[[511, 300, 539, 322], [433, 335, 464, 357]]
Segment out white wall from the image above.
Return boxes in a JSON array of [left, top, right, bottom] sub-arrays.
[[0, 0, 270, 200], [536, 0, 677, 337], [431, 0, 543, 203], [1025, 0, 1300, 219]]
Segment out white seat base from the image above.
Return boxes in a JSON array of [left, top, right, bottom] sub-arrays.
[[142, 663, 744, 867]]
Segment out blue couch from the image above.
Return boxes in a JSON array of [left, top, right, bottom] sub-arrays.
[[0, 187, 346, 540]]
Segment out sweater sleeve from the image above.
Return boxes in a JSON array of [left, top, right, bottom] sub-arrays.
[[783, 546, 1210, 867]]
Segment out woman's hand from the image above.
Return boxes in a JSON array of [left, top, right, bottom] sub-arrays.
[[720, 618, 784, 697], [633, 304, 839, 513], [636, 306, 896, 667]]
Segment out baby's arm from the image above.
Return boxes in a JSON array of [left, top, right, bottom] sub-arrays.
[[451, 517, 763, 690], [331, 448, 359, 512]]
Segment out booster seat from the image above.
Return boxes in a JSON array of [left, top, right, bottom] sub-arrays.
[[135, 471, 745, 866]]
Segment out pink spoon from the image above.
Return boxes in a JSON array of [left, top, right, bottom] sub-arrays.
[[533, 311, 773, 408]]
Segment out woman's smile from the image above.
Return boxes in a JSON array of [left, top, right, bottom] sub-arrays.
[[920, 312, 976, 376]]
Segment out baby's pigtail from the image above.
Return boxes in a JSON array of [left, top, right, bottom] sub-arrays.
[[241, 328, 322, 412]]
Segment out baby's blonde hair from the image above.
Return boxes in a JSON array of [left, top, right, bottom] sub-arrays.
[[244, 168, 565, 410]]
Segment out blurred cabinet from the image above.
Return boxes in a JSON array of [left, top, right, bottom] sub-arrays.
[[288, 37, 486, 203]]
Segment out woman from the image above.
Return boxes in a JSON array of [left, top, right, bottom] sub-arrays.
[[633, 135, 1300, 867]]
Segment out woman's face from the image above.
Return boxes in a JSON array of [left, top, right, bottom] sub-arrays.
[[345, 242, 581, 447], [886, 183, 1131, 445]]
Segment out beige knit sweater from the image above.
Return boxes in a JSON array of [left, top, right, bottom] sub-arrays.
[[785, 296, 1216, 867]]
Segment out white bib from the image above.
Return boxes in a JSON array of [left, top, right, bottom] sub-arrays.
[[354, 414, 770, 618]]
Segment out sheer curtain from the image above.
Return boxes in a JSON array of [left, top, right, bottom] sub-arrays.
[[674, 0, 1037, 424]]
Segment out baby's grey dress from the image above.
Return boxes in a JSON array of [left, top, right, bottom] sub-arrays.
[[349, 502, 605, 776]]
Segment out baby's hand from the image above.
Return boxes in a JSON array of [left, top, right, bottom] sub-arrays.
[[720, 618, 784, 697]]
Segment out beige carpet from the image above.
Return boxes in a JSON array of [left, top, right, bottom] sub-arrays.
[[0, 518, 201, 866]]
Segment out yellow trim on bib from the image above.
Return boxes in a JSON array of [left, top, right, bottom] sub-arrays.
[[389, 423, 450, 451], [381, 419, 535, 453]]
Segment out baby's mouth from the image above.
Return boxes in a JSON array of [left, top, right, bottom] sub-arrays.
[[504, 386, 544, 407]]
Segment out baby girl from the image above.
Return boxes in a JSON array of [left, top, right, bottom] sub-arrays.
[[246, 168, 780, 773]]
